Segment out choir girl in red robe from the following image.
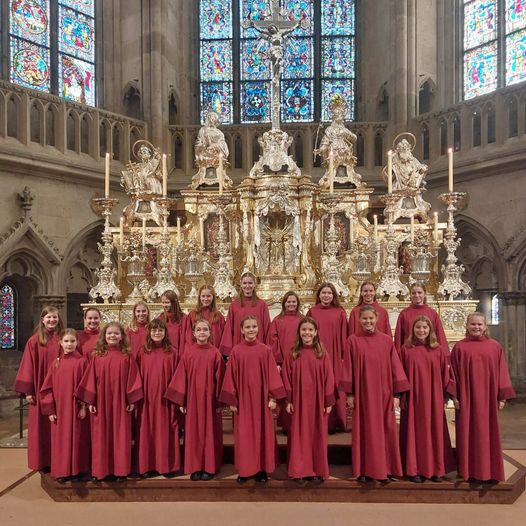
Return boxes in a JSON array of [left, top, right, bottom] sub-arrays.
[[165, 319, 225, 480], [394, 284, 447, 352], [134, 319, 181, 477], [399, 316, 455, 482], [348, 282, 391, 336], [307, 282, 347, 433], [76, 322, 143, 481], [282, 317, 336, 483], [40, 329, 90, 482], [449, 312, 516, 484], [219, 271, 271, 357], [219, 316, 286, 483], [77, 307, 101, 357], [14, 305, 64, 471], [183, 285, 225, 351], [158, 290, 186, 351], [127, 301, 150, 358], [340, 305, 410, 483]]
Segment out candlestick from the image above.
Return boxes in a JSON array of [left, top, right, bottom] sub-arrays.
[[104, 152, 110, 198], [448, 148, 454, 192], [410, 214, 415, 243], [329, 148, 334, 194], [142, 218, 146, 248], [387, 150, 393, 194], [119, 216, 124, 245], [177, 217, 181, 244], [218, 154, 224, 195], [373, 214, 378, 240], [162, 154, 167, 197], [433, 212, 438, 241]]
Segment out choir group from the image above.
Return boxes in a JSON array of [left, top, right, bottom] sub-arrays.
[[14, 273, 516, 487]]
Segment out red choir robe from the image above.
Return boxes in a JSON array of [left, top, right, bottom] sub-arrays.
[[182, 309, 226, 352], [219, 298, 270, 357], [126, 323, 149, 358], [348, 302, 392, 337], [76, 346, 143, 479], [134, 344, 181, 475], [219, 340, 286, 476], [399, 343, 455, 478], [281, 347, 336, 479], [39, 350, 91, 478], [165, 342, 225, 475], [340, 331, 410, 480], [77, 328, 99, 357], [448, 336, 516, 481], [306, 304, 347, 431], [394, 304, 447, 352], [158, 313, 186, 352], [13, 332, 60, 470]]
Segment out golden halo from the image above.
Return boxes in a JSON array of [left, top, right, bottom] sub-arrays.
[[132, 139, 156, 161], [393, 132, 417, 151]]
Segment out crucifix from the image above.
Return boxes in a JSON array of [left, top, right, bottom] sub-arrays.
[[244, 0, 307, 130]]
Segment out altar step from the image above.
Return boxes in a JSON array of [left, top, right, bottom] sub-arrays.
[[41, 450, 526, 504]]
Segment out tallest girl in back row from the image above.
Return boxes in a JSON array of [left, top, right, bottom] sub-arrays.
[[219, 271, 270, 357]]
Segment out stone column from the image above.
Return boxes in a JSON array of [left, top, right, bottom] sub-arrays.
[[393, 0, 408, 127], [149, 0, 164, 148], [500, 291, 526, 393]]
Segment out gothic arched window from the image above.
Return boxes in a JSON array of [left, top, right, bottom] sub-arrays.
[[5, 0, 96, 105], [463, 0, 526, 100], [199, 0, 356, 124], [1, 283, 16, 350]]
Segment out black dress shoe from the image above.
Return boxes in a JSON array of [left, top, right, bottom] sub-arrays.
[[190, 471, 202, 481], [255, 471, 268, 483], [162, 472, 179, 479], [468, 477, 483, 485], [430, 476, 442, 483], [357, 476, 372, 483], [237, 475, 250, 484], [409, 475, 424, 483], [200, 472, 214, 481]]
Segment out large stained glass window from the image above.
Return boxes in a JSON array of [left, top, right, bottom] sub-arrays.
[[463, 0, 526, 99], [199, 0, 356, 124], [5, 0, 96, 105], [1, 284, 16, 350]]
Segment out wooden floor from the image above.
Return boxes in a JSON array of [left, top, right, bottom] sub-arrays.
[[41, 448, 526, 504]]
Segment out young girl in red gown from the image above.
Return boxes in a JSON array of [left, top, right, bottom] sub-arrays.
[[348, 282, 391, 336], [127, 301, 150, 358], [40, 329, 90, 481], [282, 317, 336, 483], [14, 305, 64, 471], [77, 307, 101, 357], [158, 290, 186, 352]]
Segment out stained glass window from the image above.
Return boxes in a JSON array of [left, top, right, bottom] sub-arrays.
[[199, 0, 356, 124], [464, 1, 526, 98], [1, 284, 16, 350], [6, 1, 96, 104]]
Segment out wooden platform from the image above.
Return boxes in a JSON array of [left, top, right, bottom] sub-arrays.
[[41, 449, 526, 504]]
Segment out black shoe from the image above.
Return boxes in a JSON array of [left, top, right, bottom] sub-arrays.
[[409, 475, 424, 483], [254, 471, 268, 483], [190, 471, 202, 481], [200, 472, 214, 481], [56, 477, 68, 484], [309, 476, 323, 485], [162, 472, 178, 479], [430, 476, 442, 483], [357, 475, 372, 483], [483, 479, 499, 485], [115, 476, 127, 482], [237, 475, 250, 484], [328, 429, 337, 435], [468, 477, 483, 485]]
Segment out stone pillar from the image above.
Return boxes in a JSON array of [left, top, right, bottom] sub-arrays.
[[500, 291, 526, 394], [394, 1, 408, 127], [149, 0, 164, 148]]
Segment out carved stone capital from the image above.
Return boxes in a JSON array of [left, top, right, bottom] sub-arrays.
[[500, 291, 526, 306]]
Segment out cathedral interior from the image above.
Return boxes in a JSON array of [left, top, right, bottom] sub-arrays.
[[0, 0, 525, 407]]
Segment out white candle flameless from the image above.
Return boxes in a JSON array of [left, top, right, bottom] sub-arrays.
[[387, 150, 393, 194], [105, 152, 110, 198], [119, 217, 124, 245], [162, 154, 167, 197], [448, 148, 454, 192]]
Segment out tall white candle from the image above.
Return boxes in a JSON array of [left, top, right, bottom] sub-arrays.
[[387, 150, 393, 194], [410, 214, 415, 243], [162, 154, 167, 197], [329, 148, 335, 194], [373, 214, 378, 240], [105, 152, 110, 198], [177, 217, 181, 244], [218, 154, 224, 195], [199, 218, 205, 248], [119, 217, 124, 245], [142, 218, 146, 248], [448, 148, 454, 192]]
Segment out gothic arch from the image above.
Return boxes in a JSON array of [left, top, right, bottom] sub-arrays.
[[417, 75, 438, 114], [123, 81, 142, 120], [0, 250, 51, 294]]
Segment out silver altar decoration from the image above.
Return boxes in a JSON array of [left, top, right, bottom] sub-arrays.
[[89, 197, 121, 303], [438, 192, 472, 299], [184, 239, 205, 302], [407, 228, 438, 286]]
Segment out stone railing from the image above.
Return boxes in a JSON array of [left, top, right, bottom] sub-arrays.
[[168, 121, 390, 185], [0, 80, 147, 165], [412, 83, 526, 177]]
